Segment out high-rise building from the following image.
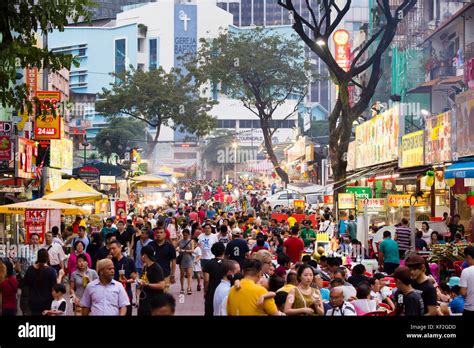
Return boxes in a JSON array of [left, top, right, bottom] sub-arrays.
[[88, 0, 157, 20], [217, 0, 331, 114]]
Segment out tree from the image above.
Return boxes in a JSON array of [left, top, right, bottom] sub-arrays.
[[0, 0, 93, 111], [96, 66, 217, 157], [202, 130, 235, 175], [187, 28, 314, 184], [278, 0, 417, 185], [93, 117, 149, 163]]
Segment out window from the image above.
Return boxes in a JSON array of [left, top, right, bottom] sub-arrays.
[[78, 75, 86, 83], [278, 194, 288, 200], [149, 38, 157, 70], [138, 38, 145, 53], [216, 120, 237, 128], [138, 64, 145, 71], [78, 48, 86, 56], [115, 39, 126, 82]]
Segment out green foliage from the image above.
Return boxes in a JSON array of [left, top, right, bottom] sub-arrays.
[[93, 117, 148, 161], [186, 27, 312, 119], [0, 0, 94, 112], [96, 66, 217, 155]]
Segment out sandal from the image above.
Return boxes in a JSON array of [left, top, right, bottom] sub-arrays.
[[187, 289, 192, 295], [180, 290, 185, 295]]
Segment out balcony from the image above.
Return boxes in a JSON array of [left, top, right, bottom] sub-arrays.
[[430, 65, 457, 80]]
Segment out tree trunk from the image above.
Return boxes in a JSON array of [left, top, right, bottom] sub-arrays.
[[145, 123, 161, 159], [261, 120, 289, 184]]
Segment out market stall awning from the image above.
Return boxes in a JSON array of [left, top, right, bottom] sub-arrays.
[[130, 174, 166, 183], [0, 198, 88, 215], [43, 189, 106, 203], [445, 162, 474, 179]]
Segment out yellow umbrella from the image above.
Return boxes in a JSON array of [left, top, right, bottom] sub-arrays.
[[48, 178, 102, 195], [43, 189, 106, 203], [0, 198, 88, 215]]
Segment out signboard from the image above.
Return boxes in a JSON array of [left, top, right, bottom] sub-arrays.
[[346, 186, 372, 200], [44, 167, 63, 193], [333, 29, 350, 72], [425, 111, 452, 164], [34, 91, 61, 140], [338, 193, 355, 209], [100, 175, 116, 184], [115, 201, 127, 218], [455, 89, 474, 158], [78, 166, 100, 179], [305, 145, 314, 162], [174, 4, 197, 68], [357, 198, 386, 212], [25, 209, 47, 243], [49, 139, 62, 168], [387, 194, 429, 207], [15, 137, 37, 179], [323, 195, 334, 205], [61, 138, 73, 170], [0, 121, 12, 161], [355, 107, 400, 168], [25, 66, 38, 98], [346, 141, 356, 172], [400, 130, 424, 168]]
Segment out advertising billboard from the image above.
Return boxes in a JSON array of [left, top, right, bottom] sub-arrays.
[[425, 112, 452, 164], [455, 89, 474, 158], [0, 121, 12, 161], [400, 130, 424, 168], [34, 91, 62, 140], [355, 107, 400, 168], [15, 137, 37, 179]]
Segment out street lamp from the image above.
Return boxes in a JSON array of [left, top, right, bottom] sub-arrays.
[[316, 38, 326, 46], [232, 141, 238, 183], [82, 138, 89, 167]]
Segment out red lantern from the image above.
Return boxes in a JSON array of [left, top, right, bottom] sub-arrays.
[[271, 172, 276, 178], [468, 192, 474, 206]]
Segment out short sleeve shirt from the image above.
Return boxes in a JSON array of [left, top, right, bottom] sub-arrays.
[[80, 279, 130, 315], [459, 265, 474, 311], [379, 238, 400, 264]]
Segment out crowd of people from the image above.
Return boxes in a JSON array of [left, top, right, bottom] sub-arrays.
[[0, 179, 473, 317]]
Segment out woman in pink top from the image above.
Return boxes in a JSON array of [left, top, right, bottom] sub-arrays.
[[67, 240, 92, 276]]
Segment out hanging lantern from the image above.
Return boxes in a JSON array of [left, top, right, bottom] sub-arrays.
[[271, 172, 276, 179], [425, 170, 435, 187], [435, 170, 444, 182], [445, 178, 456, 187]]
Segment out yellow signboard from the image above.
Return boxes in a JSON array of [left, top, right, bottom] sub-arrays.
[[400, 130, 424, 168], [61, 138, 73, 170], [357, 198, 387, 212], [387, 194, 428, 207], [338, 193, 355, 209]]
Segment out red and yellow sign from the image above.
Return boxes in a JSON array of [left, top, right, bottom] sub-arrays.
[[357, 198, 386, 212], [387, 194, 429, 207], [0, 121, 12, 161], [324, 195, 334, 205], [25, 209, 48, 243], [34, 91, 62, 140], [333, 29, 350, 72]]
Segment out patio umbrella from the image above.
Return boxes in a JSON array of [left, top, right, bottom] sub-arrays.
[[0, 198, 88, 215]]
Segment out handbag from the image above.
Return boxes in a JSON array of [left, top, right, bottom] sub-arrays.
[[176, 240, 192, 265]]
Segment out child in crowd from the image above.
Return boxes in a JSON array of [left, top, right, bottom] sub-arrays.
[[43, 284, 67, 316]]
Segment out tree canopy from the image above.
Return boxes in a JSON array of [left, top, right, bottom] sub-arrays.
[[187, 28, 315, 183], [96, 66, 217, 157], [0, 0, 93, 111], [93, 117, 149, 163]]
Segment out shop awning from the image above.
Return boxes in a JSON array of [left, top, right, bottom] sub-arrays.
[[130, 174, 166, 184], [0, 198, 88, 215], [445, 162, 474, 179]]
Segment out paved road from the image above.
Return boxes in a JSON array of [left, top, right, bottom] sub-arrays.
[[169, 275, 205, 316]]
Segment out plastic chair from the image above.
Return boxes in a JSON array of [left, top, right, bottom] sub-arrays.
[[378, 303, 391, 310], [363, 311, 387, 316]]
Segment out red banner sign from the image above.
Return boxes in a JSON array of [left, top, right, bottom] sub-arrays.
[[115, 201, 127, 220], [0, 121, 12, 161], [25, 209, 48, 243], [34, 91, 62, 140], [333, 29, 350, 72]]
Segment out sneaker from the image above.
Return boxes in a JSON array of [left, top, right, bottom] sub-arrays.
[[197, 285, 201, 291]]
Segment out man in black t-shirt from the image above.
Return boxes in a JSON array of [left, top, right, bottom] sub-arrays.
[[150, 228, 177, 292], [406, 255, 438, 315], [203, 242, 226, 316], [393, 266, 424, 316], [138, 245, 166, 316], [225, 229, 249, 268], [109, 240, 137, 315]]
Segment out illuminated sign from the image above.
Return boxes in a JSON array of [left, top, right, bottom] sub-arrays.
[[400, 130, 424, 168], [34, 91, 61, 140]]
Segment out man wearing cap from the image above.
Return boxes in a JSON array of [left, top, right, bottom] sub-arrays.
[[447, 277, 464, 314], [405, 255, 438, 315], [460, 245, 474, 317], [299, 220, 316, 249], [80, 259, 130, 316], [225, 228, 250, 269]]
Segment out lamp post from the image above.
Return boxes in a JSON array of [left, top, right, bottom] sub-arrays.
[[82, 138, 89, 167], [232, 141, 238, 183]]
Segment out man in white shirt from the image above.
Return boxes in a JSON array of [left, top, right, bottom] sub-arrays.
[[148, 213, 157, 229], [198, 223, 219, 269], [42, 231, 66, 273], [213, 260, 240, 316], [325, 287, 357, 316], [460, 246, 474, 317]]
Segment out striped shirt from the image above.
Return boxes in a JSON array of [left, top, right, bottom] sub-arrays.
[[325, 302, 357, 316], [395, 226, 412, 252]]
